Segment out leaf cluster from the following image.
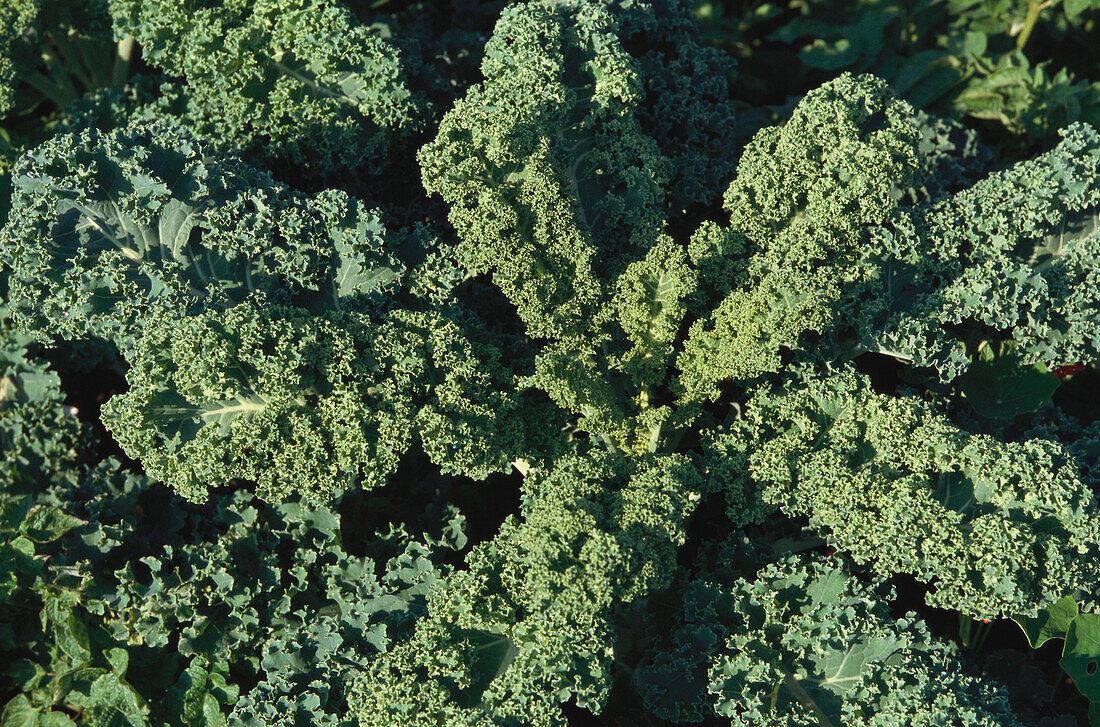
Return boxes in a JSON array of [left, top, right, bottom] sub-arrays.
[[3, 0, 1100, 724]]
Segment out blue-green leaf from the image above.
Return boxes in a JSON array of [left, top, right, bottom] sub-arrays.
[[958, 357, 1060, 419], [1015, 596, 1079, 648], [1062, 614, 1100, 703]]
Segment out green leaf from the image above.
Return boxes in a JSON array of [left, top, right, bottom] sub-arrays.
[[104, 648, 129, 676], [44, 594, 91, 667], [86, 673, 147, 727], [0, 695, 38, 727], [1061, 614, 1100, 703], [3, 124, 388, 350], [0, 699, 72, 727], [896, 54, 963, 108], [1064, 0, 1100, 20], [808, 633, 909, 696], [5, 661, 46, 692], [327, 206, 403, 306], [99, 303, 425, 502], [169, 659, 227, 727], [452, 629, 520, 709], [38, 715, 75, 727], [1015, 596, 1080, 648], [958, 357, 1060, 419], [196, 694, 225, 727], [9, 536, 34, 559], [58, 668, 109, 712], [20, 507, 84, 543], [0, 498, 31, 533], [1029, 208, 1099, 268]]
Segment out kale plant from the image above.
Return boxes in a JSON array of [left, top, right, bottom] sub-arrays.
[[3, 0, 1100, 725]]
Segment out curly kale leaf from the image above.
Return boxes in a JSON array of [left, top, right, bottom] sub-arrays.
[[349, 453, 701, 727], [110, 0, 425, 178], [101, 304, 522, 502], [741, 368, 1100, 619], [3, 121, 533, 500], [868, 122, 1100, 380], [673, 76, 1100, 398], [1, 290, 85, 493], [637, 554, 1023, 725], [0, 346, 154, 727], [0, 0, 39, 118], [676, 72, 923, 398], [616, 0, 741, 211], [99, 305, 410, 502], [420, 0, 669, 341], [420, 0, 749, 454], [0, 0, 131, 190], [9, 458, 468, 727], [419, 0, 742, 332], [0, 0, 123, 119], [528, 232, 699, 454], [0, 122, 404, 351]]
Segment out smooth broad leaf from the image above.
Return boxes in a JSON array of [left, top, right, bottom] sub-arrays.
[[958, 357, 1060, 419], [0, 695, 38, 727], [0, 498, 31, 533], [0, 696, 74, 727], [20, 507, 84, 543], [5, 660, 46, 692], [86, 673, 147, 727], [194, 694, 224, 727], [55, 667, 108, 711], [168, 660, 226, 727], [37, 715, 76, 727], [1064, 0, 1100, 20], [1061, 614, 1100, 703], [9, 535, 35, 560], [44, 594, 92, 667], [1015, 596, 1079, 648], [896, 55, 963, 108], [104, 648, 129, 676], [796, 12, 886, 71]]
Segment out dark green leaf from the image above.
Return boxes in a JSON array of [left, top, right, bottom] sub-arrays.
[[104, 648, 128, 676], [0, 696, 38, 727], [1061, 614, 1100, 703], [9, 536, 34, 559], [86, 673, 147, 727], [1064, 0, 1100, 20], [0, 499, 31, 533], [38, 715, 76, 727], [453, 629, 519, 708], [5, 661, 45, 692], [1016, 593, 1078, 646], [20, 507, 84, 543], [1015, 596, 1079, 648], [44, 594, 91, 667], [958, 357, 1060, 419]]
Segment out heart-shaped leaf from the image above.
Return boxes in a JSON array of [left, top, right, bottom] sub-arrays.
[[1015, 596, 1079, 648], [1061, 614, 1100, 703], [958, 357, 1060, 419]]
